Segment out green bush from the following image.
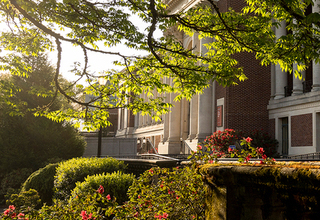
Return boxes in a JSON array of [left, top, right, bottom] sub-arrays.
[[111, 166, 206, 219], [54, 157, 127, 200], [6, 189, 41, 210], [70, 171, 135, 205], [0, 168, 33, 204], [21, 163, 59, 205]]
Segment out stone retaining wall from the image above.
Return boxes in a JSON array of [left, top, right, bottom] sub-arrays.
[[200, 163, 320, 220]]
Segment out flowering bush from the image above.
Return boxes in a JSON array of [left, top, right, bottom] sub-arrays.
[[246, 129, 279, 157], [109, 166, 206, 219], [69, 171, 135, 206], [190, 129, 242, 163], [229, 137, 276, 164], [190, 129, 276, 164]]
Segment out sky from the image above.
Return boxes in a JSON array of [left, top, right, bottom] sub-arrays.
[[0, 12, 162, 85]]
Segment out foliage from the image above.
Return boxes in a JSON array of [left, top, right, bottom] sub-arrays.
[[246, 129, 279, 157], [109, 166, 206, 219], [0, 54, 86, 174], [0, 0, 310, 128], [54, 157, 127, 200], [70, 171, 135, 205], [21, 163, 59, 206], [229, 137, 276, 164], [6, 189, 41, 211], [0, 168, 33, 204], [190, 129, 276, 164], [0, 205, 29, 220]]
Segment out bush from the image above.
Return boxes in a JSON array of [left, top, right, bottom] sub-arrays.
[[70, 171, 135, 205], [0, 168, 33, 204], [111, 166, 206, 219], [54, 157, 127, 200], [21, 163, 59, 205], [6, 189, 41, 210], [246, 129, 279, 157]]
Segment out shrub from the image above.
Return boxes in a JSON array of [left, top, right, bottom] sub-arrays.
[[54, 157, 127, 200], [70, 171, 135, 205], [246, 129, 279, 157], [6, 189, 41, 210], [21, 163, 59, 205], [0, 168, 33, 204], [111, 166, 206, 219]]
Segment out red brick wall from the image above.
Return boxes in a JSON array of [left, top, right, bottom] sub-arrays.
[[291, 114, 313, 146], [269, 119, 275, 139], [213, 1, 271, 134], [225, 52, 271, 134]]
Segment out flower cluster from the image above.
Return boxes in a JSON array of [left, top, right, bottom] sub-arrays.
[[80, 210, 93, 220], [155, 212, 168, 219], [2, 205, 28, 220], [229, 137, 276, 164]]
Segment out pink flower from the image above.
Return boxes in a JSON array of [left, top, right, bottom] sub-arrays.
[[97, 185, 104, 194], [9, 205, 15, 211], [228, 147, 233, 153], [138, 195, 141, 198], [18, 213, 25, 219], [245, 137, 253, 143], [11, 213, 17, 218], [3, 209, 10, 216], [256, 147, 264, 154], [80, 210, 93, 220], [163, 213, 168, 218], [197, 145, 202, 150], [245, 155, 251, 161], [262, 154, 267, 160], [106, 194, 111, 200], [149, 169, 154, 174], [272, 158, 276, 162]]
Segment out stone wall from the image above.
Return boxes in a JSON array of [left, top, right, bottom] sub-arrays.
[[200, 163, 320, 220]]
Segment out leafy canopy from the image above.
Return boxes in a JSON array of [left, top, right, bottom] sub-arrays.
[[0, 0, 319, 129]]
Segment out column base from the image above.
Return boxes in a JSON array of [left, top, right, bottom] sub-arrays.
[[158, 141, 181, 154], [312, 84, 320, 92], [292, 89, 303, 96]]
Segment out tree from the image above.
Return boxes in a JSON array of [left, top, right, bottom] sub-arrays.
[[0, 0, 318, 129], [0, 54, 86, 173]]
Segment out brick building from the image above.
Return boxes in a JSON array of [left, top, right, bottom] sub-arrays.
[[116, 0, 320, 156]]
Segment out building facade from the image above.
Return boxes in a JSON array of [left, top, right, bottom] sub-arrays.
[[116, 0, 320, 156]]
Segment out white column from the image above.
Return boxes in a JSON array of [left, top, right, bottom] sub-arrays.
[[292, 63, 305, 95], [274, 21, 287, 99], [188, 95, 198, 139], [196, 87, 212, 140], [192, 32, 200, 54], [270, 64, 276, 99], [313, 0, 320, 91]]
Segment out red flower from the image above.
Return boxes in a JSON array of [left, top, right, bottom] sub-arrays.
[[97, 185, 104, 194], [106, 194, 111, 200], [260, 160, 264, 164], [262, 154, 267, 160], [18, 213, 25, 219], [3, 209, 10, 216], [257, 147, 264, 154], [80, 210, 93, 220], [9, 205, 15, 211], [133, 212, 139, 217], [245, 137, 253, 143], [11, 213, 17, 218], [197, 145, 202, 150], [163, 213, 168, 218]]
